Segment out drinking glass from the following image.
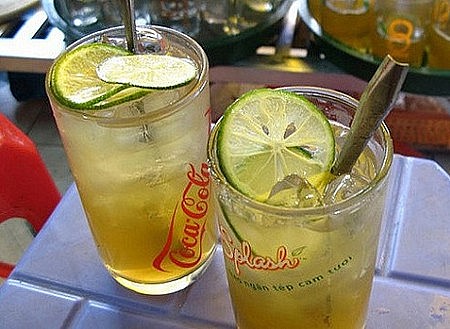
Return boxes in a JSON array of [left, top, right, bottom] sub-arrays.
[[208, 86, 393, 329], [372, 0, 432, 66], [149, 0, 202, 36], [46, 26, 217, 295], [428, 0, 450, 69], [58, 0, 103, 27], [322, 0, 375, 52], [210, 0, 283, 35]]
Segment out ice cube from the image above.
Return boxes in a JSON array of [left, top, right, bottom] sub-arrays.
[[266, 174, 324, 208], [323, 172, 370, 205]]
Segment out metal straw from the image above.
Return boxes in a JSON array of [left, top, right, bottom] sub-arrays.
[[331, 55, 409, 176], [119, 0, 152, 141], [121, 0, 138, 53]]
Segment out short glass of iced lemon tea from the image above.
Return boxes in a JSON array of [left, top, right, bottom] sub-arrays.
[[46, 26, 217, 295], [208, 87, 393, 328]]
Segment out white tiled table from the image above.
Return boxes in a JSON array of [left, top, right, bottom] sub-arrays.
[[0, 155, 449, 328]]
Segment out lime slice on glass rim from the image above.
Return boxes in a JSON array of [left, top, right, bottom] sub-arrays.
[[217, 88, 336, 203], [49, 43, 197, 110]]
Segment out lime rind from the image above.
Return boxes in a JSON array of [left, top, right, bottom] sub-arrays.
[[50, 43, 137, 109], [217, 88, 335, 202], [96, 54, 198, 89], [90, 87, 150, 109]]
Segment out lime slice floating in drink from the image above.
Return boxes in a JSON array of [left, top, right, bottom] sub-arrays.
[[97, 54, 198, 89], [217, 88, 335, 202]]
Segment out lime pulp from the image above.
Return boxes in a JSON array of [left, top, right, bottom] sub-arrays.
[[216, 88, 336, 202]]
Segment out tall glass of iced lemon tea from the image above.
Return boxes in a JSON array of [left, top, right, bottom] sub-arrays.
[[46, 26, 217, 295], [208, 87, 393, 328]]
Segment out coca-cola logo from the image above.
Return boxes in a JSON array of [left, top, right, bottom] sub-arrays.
[[153, 163, 210, 272], [220, 225, 301, 276]]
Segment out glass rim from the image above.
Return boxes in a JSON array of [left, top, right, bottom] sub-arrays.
[[207, 86, 394, 217], [45, 25, 209, 126]]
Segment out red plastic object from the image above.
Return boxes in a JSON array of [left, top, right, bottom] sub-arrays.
[[0, 113, 61, 278]]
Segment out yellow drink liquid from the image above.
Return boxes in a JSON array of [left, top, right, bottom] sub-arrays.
[[217, 124, 384, 329], [53, 84, 217, 292]]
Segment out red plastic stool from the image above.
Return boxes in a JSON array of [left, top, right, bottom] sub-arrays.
[[0, 113, 61, 278]]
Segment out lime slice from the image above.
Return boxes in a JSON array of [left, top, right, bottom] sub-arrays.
[[97, 54, 197, 89], [50, 43, 148, 109], [217, 88, 335, 202], [90, 87, 150, 109]]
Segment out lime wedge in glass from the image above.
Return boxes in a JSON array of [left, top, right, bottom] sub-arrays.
[[217, 88, 335, 202], [97, 54, 197, 89]]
